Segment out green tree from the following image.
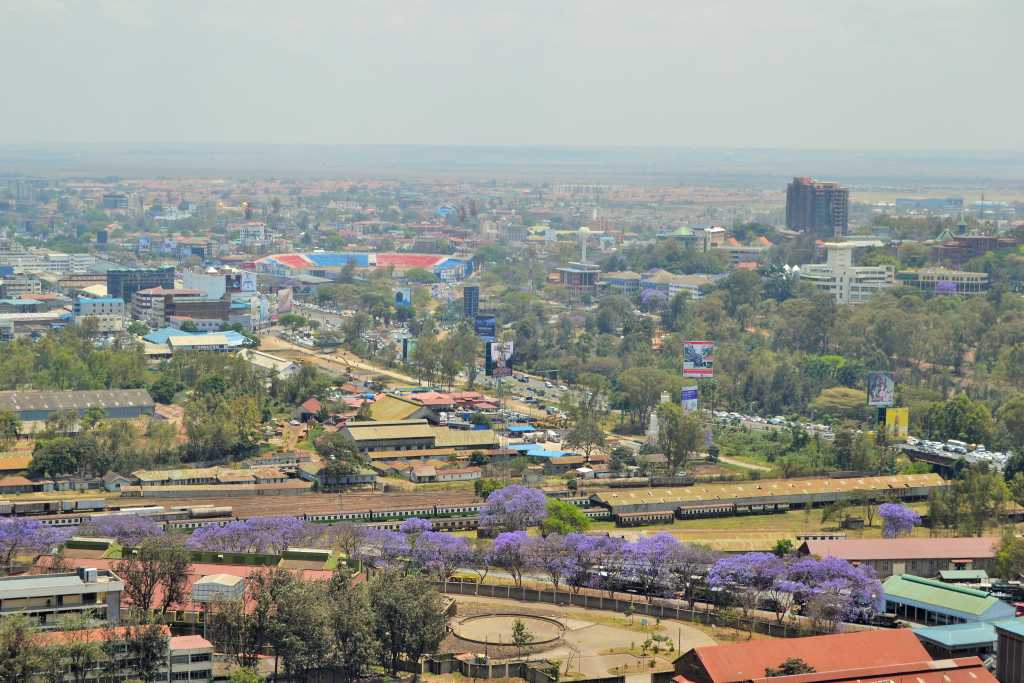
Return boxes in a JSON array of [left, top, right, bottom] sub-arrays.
[[112, 534, 192, 613], [564, 413, 606, 460], [657, 402, 702, 475], [997, 395, 1024, 457], [541, 497, 591, 535], [923, 395, 994, 444], [228, 668, 264, 683], [328, 567, 378, 682], [0, 615, 43, 683], [510, 618, 535, 660], [766, 658, 816, 677], [368, 569, 448, 676], [474, 478, 504, 499], [0, 411, 20, 450]]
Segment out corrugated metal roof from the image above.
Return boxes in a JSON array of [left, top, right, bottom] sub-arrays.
[[913, 622, 996, 648], [432, 427, 497, 448], [883, 574, 1005, 616], [693, 629, 929, 683], [804, 537, 998, 562], [0, 389, 153, 413], [593, 473, 944, 510]]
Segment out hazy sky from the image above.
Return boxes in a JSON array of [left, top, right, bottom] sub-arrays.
[[1, 0, 1020, 150]]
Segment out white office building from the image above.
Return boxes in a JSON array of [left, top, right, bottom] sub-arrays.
[[799, 241, 895, 304]]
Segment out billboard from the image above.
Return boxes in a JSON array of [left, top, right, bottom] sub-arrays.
[[867, 371, 895, 407], [683, 341, 714, 377], [230, 271, 257, 293], [486, 341, 514, 377], [474, 315, 497, 341], [402, 337, 416, 363], [394, 287, 413, 308], [276, 287, 293, 315], [681, 386, 699, 413], [885, 407, 909, 442]]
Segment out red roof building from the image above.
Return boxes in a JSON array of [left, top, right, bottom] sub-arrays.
[[674, 630, 931, 683], [799, 537, 999, 579]]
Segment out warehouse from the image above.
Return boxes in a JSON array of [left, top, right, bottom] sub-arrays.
[[0, 389, 155, 423], [590, 473, 944, 515], [882, 574, 1016, 625], [341, 419, 498, 454], [798, 537, 999, 579]]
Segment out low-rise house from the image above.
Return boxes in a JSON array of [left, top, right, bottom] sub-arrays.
[[436, 466, 481, 482], [0, 474, 35, 494], [238, 348, 300, 378], [102, 472, 134, 492], [798, 537, 999, 579], [297, 462, 377, 487]]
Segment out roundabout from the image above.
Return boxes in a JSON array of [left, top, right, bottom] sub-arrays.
[[453, 613, 565, 646]]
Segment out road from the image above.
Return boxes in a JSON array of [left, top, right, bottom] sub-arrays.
[[716, 455, 772, 472]]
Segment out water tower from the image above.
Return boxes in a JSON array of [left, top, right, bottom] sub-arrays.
[[578, 226, 591, 264]]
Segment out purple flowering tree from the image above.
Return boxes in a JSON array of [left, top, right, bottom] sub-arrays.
[[786, 555, 883, 627], [564, 533, 606, 594], [78, 515, 164, 547], [479, 485, 547, 533], [879, 503, 921, 538], [489, 531, 531, 588], [399, 517, 433, 535], [356, 528, 408, 569], [410, 531, 471, 584], [630, 533, 683, 601], [591, 536, 630, 597], [666, 542, 718, 608], [186, 516, 320, 554], [526, 534, 577, 595], [0, 518, 73, 572], [707, 552, 786, 619]]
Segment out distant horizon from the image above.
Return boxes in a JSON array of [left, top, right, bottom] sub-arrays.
[[1, 143, 1023, 188]]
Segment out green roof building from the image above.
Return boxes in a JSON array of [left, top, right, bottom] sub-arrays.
[[883, 574, 1016, 625]]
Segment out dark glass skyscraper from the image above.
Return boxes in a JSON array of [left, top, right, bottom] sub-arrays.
[[786, 177, 849, 237], [463, 285, 479, 319]]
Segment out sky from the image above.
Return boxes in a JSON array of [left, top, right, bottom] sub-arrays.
[[1, 0, 1020, 150]]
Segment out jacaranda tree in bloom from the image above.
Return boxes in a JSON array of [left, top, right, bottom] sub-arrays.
[[479, 485, 548, 533], [0, 518, 73, 573], [878, 503, 922, 538], [78, 515, 164, 547], [489, 530, 531, 588], [186, 516, 322, 554]]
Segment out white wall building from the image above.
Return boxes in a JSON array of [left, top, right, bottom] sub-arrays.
[[799, 241, 894, 304]]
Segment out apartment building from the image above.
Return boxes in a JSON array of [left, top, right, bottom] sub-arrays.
[[35, 627, 213, 683], [73, 296, 125, 332], [896, 268, 990, 296], [0, 568, 124, 627]]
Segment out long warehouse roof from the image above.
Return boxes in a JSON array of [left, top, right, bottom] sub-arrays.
[[591, 473, 944, 509], [0, 389, 154, 413]]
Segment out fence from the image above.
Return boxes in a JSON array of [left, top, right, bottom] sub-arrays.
[[437, 580, 816, 639]]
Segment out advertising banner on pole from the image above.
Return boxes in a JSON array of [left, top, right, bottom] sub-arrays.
[[683, 341, 714, 377], [474, 315, 497, 341], [393, 287, 413, 308], [885, 407, 909, 441], [486, 341, 514, 377], [867, 371, 895, 407], [681, 386, 699, 412]]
